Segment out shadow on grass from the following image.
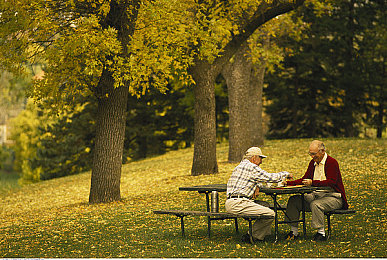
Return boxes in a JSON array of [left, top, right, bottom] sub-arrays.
[[0, 170, 19, 194]]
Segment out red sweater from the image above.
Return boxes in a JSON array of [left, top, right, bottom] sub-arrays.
[[287, 155, 348, 209]]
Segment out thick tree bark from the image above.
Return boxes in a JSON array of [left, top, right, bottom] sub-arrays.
[[251, 63, 265, 148], [190, 0, 304, 174], [222, 42, 254, 162], [89, 70, 129, 203], [89, 0, 140, 203], [222, 42, 265, 163], [190, 61, 219, 175]]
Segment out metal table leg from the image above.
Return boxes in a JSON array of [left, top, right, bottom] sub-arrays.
[[326, 212, 331, 239], [248, 219, 254, 244], [205, 192, 210, 212], [179, 215, 185, 237], [234, 218, 239, 233], [204, 192, 211, 237], [301, 193, 306, 238], [272, 194, 279, 243]]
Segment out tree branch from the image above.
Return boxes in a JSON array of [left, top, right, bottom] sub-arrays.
[[217, 0, 305, 66]]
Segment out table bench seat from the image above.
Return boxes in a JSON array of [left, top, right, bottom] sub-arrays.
[[154, 207, 355, 242], [153, 209, 274, 243], [324, 209, 356, 238], [267, 205, 356, 239]]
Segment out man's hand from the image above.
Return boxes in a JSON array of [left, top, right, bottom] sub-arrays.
[[286, 172, 294, 179], [302, 179, 313, 186], [252, 187, 259, 199]]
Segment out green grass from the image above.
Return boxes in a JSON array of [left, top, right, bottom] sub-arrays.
[[0, 170, 19, 194], [0, 138, 386, 258]]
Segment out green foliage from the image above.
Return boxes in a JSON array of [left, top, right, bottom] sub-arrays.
[[264, 0, 386, 138], [124, 83, 194, 160], [0, 71, 28, 108], [31, 16, 122, 104], [0, 145, 12, 171], [122, 75, 231, 160], [0, 70, 30, 126], [215, 74, 229, 142], [355, 0, 386, 137], [248, 12, 306, 73], [0, 169, 19, 194], [9, 99, 48, 184], [0, 139, 385, 257], [127, 0, 195, 95], [1, 0, 130, 104], [1, 0, 228, 102], [31, 100, 96, 180], [8, 97, 95, 183]]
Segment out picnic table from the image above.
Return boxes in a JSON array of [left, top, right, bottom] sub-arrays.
[[155, 183, 355, 242], [180, 183, 332, 242]]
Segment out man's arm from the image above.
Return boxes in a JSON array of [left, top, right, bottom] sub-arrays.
[[286, 160, 315, 186], [252, 165, 292, 183]]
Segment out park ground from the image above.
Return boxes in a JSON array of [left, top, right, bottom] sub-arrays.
[[0, 138, 386, 258]]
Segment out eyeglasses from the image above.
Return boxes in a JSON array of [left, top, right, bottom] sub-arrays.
[[308, 150, 321, 156]]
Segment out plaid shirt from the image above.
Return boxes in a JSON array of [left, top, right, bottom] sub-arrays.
[[227, 159, 290, 198]]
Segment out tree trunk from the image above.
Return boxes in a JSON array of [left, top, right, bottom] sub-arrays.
[[89, 69, 129, 203], [223, 43, 253, 162], [222, 42, 264, 163], [250, 61, 265, 147], [190, 61, 219, 175], [89, 0, 140, 203]]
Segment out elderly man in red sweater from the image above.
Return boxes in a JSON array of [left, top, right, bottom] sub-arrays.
[[283, 140, 348, 241]]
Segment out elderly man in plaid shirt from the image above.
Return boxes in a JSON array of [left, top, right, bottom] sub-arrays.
[[225, 147, 293, 243]]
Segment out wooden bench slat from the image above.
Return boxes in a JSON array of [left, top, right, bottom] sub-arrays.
[[267, 204, 356, 215], [325, 209, 356, 214]]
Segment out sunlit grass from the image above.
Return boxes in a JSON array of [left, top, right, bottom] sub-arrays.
[[0, 138, 386, 258]]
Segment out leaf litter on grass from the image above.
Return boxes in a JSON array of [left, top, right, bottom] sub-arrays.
[[0, 138, 386, 258]]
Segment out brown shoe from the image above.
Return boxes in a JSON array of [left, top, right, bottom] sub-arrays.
[[312, 232, 327, 241], [241, 233, 264, 244], [285, 231, 299, 240]]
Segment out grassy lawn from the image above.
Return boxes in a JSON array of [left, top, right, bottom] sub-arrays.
[[0, 170, 19, 194], [0, 138, 386, 258]]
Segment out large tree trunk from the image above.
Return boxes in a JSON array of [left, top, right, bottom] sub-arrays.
[[222, 42, 265, 163], [190, 61, 219, 175], [89, 70, 129, 203], [190, 0, 305, 175], [222, 42, 254, 162], [251, 64, 265, 148], [89, 0, 140, 203], [250, 36, 269, 147]]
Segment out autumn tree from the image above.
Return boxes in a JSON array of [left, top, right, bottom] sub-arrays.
[[0, 0, 205, 201], [0, 0, 143, 203], [187, 0, 306, 174], [0, 0, 306, 203], [222, 13, 303, 162], [123, 0, 306, 174]]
